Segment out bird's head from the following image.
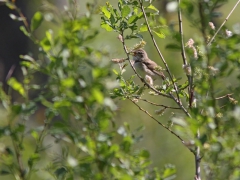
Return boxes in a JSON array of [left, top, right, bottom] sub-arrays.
[[131, 48, 148, 61]]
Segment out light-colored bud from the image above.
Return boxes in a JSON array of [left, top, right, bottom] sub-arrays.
[[182, 64, 192, 75], [209, 22, 215, 30], [185, 38, 194, 48], [132, 98, 139, 103], [193, 47, 198, 59], [208, 66, 219, 75], [117, 34, 123, 42], [145, 75, 153, 86], [111, 58, 126, 63], [225, 29, 233, 37], [229, 97, 238, 104], [216, 113, 223, 118], [132, 40, 146, 51]]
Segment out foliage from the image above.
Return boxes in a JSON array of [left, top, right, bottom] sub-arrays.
[[100, 0, 240, 179], [0, 0, 175, 180]]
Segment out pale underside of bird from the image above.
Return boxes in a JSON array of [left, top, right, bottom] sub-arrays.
[[131, 49, 165, 81]]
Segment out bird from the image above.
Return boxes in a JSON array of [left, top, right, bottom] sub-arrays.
[[131, 48, 165, 80]]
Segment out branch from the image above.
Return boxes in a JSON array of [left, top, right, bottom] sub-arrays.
[[177, 0, 194, 107], [207, 0, 240, 46], [128, 98, 184, 142], [135, 97, 181, 110], [177, 0, 187, 66], [215, 93, 233, 100]]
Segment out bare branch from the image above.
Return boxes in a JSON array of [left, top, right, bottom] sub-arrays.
[[128, 98, 184, 142], [135, 97, 181, 110], [215, 93, 233, 100], [207, 0, 240, 46]]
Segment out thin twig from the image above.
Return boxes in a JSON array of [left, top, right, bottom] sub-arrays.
[[215, 93, 233, 100], [177, 0, 187, 66], [136, 97, 181, 110], [128, 97, 195, 154], [195, 129, 201, 180], [128, 98, 184, 142], [138, 0, 181, 103], [207, 0, 240, 46]]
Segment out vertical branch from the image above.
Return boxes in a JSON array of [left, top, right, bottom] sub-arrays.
[[195, 129, 201, 180], [177, 0, 187, 66], [177, 0, 193, 107], [178, 1, 201, 179], [11, 136, 25, 179]]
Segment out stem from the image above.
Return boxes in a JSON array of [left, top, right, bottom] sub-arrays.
[[11, 137, 25, 180], [128, 98, 187, 146], [134, 97, 181, 110], [207, 0, 240, 46], [195, 129, 201, 180], [177, 0, 194, 107]]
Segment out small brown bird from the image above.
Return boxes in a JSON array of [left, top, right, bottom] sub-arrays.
[[131, 48, 165, 80]]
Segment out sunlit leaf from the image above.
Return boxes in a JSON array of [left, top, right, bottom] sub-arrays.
[[7, 78, 25, 97], [101, 23, 113, 31], [128, 15, 138, 24], [101, 6, 111, 19], [153, 30, 165, 38], [31, 11, 43, 31], [147, 4, 159, 12], [20, 26, 30, 37], [61, 78, 75, 88], [140, 25, 148, 32], [121, 6, 131, 18]]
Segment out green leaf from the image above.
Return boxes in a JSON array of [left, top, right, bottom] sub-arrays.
[[20, 26, 30, 37], [40, 37, 51, 52], [31, 130, 39, 140], [92, 89, 104, 103], [101, 6, 111, 19], [31, 11, 43, 31], [61, 78, 75, 88], [140, 25, 148, 32], [128, 15, 138, 24], [153, 30, 165, 38], [101, 23, 113, 31], [121, 6, 130, 18], [112, 69, 119, 75], [147, 4, 159, 12], [7, 77, 25, 97], [54, 100, 71, 108]]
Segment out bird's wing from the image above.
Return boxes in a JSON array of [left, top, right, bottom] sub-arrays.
[[142, 59, 165, 80]]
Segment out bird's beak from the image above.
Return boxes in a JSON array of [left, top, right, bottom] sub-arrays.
[[130, 51, 135, 55]]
